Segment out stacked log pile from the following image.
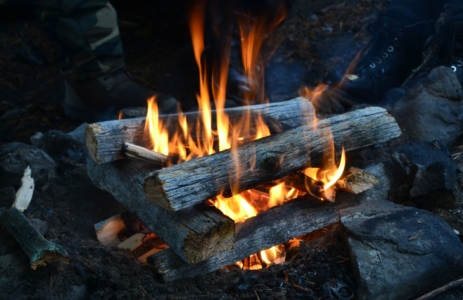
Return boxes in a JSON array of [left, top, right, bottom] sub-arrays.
[[85, 98, 401, 281]]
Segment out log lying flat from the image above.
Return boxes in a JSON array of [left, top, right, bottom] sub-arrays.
[[86, 158, 234, 264], [0, 208, 69, 270], [86, 97, 315, 164], [144, 107, 401, 211], [148, 197, 339, 282]]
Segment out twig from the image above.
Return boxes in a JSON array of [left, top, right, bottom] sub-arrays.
[[409, 230, 424, 241], [253, 289, 261, 300], [139, 286, 154, 300], [414, 277, 463, 300]]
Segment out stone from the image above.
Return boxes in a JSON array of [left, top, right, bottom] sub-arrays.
[[391, 141, 462, 208], [29, 128, 87, 165], [392, 66, 463, 148], [340, 199, 463, 300], [0, 143, 56, 188]]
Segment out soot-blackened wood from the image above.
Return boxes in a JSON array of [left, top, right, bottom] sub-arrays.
[[144, 107, 401, 211], [86, 97, 314, 164], [86, 158, 234, 264], [147, 197, 339, 282], [0, 208, 69, 270]]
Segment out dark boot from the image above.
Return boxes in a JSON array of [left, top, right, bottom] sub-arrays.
[[64, 70, 177, 122], [323, 0, 444, 112], [383, 13, 463, 106]]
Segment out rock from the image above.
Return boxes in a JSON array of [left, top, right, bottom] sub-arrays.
[[391, 66, 463, 148], [67, 123, 88, 145], [340, 199, 463, 300], [391, 141, 462, 208], [0, 108, 24, 120], [0, 187, 16, 208], [29, 129, 87, 165], [0, 143, 56, 188]]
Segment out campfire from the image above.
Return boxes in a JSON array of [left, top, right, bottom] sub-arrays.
[[3, 1, 463, 299], [84, 0, 400, 279]]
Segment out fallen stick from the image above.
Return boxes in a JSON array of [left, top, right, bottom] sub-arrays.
[[144, 107, 401, 211], [414, 277, 463, 300], [0, 207, 69, 270], [86, 97, 315, 164], [147, 197, 339, 282], [86, 157, 235, 264]]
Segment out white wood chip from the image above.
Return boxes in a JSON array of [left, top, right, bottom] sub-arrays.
[[12, 166, 34, 212]]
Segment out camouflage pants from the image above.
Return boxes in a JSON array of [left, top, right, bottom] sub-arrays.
[[0, 0, 124, 81]]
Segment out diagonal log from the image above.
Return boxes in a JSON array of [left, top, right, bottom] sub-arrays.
[[144, 107, 401, 211], [148, 197, 339, 282], [86, 97, 314, 164], [86, 158, 234, 264]]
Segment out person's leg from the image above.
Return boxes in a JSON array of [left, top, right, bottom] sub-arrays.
[[34, 0, 124, 81], [30, 0, 176, 121]]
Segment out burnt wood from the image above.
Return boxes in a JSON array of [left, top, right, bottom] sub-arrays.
[[148, 197, 339, 281], [86, 97, 315, 164], [0, 208, 69, 270], [144, 107, 401, 211], [86, 158, 235, 264]]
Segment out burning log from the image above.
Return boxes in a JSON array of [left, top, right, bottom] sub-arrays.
[[148, 197, 339, 282], [144, 107, 401, 211], [0, 208, 69, 270], [86, 97, 314, 164], [86, 158, 235, 264]]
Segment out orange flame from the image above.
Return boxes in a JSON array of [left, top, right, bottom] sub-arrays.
[[143, 1, 346, 269]]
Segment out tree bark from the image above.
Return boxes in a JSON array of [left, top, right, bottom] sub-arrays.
[[86, 158, 235, 264], [86, 97, 314, 164], [144, 107, 401, 211], [148, 197, 339, 282]]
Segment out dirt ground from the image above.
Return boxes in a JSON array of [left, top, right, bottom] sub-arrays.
[[1, 0, 463, 299]]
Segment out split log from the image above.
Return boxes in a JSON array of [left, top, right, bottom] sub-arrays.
[[86, 97, 315, 164], [0, 208, 69, 270], [122, 142, 171, 166], [144, 107, 401, 211], [148, 197, 339, 282], [86, 158, 235, 264], [336, 167, 378, 194]]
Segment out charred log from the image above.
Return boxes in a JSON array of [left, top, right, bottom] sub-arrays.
[[148, 197, 339, 281], [86, 158, 234, 264], [86, 97, 315, 164], [144, 107, 401, 211]]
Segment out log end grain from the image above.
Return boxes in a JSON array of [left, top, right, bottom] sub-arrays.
[[85, 123, 103, 164], [337, 167, 379, 194], [183, 208, 235, 264], [143, 174, 173, 211]]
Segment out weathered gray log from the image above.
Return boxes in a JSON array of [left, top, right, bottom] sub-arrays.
[[144, 107, 401, 211], [0, 208, 69, 270], [86, 158, 234, 264], [148, 197, 339, 281], [86, 97, 315, 164]]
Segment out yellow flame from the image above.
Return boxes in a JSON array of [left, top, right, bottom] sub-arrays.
[[145, 97, 169, 156]]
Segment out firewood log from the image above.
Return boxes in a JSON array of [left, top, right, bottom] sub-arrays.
[[86, 158, 234, 264], [144, 107, 401, 211], [86, 97, 315, 164], [148, 197, 339, 281]]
